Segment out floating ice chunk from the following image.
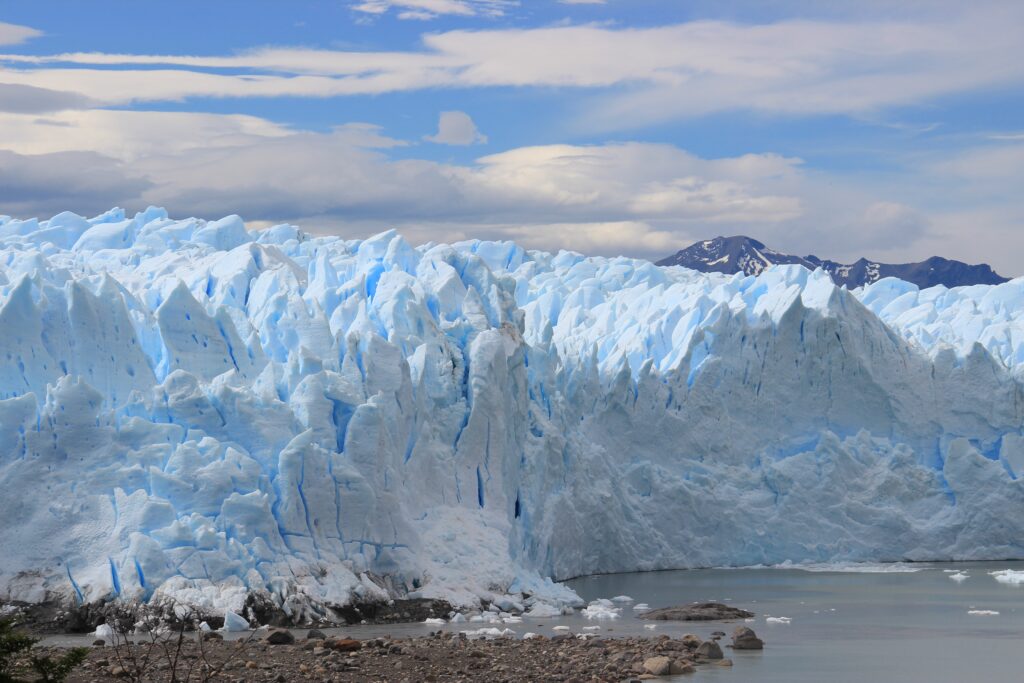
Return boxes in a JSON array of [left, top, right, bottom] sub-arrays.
[[424, 617, 446, 625], [525, 603, 563, 618], [582, 626, 601, 631], [632, 603, 650, 611], [784, 562, 923, 573], [949, 572, 969, 582], [610, 595, 634, 603], [523, 632, 541, 639], [968, 610, 999, 616], [450, 613, 467, 623], [766, 617, 792, 624], [552, 625, 570, 631], [644, 624, 657, 630], [94, 624, 114, 639], [581, 599, 621, 620], [990, 570, 1024, 585], [503, 616, 523, 624], [461, 627, 515, 639], [222, 611, 250, 632], [492, 597, 525, 613]]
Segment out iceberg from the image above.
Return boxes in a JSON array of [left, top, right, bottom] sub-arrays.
[[3, 208, 1024, 624]]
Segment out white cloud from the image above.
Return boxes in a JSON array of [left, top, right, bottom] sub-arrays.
[[0, 107, 1020, 272], [397, 11, 438, 20], [352, 0, 516, 20], [0, 84, 92, 113], [0, 109, 809, 257], [559, 0, 607, 4], [425, 110, 487, 145], [1, 4, 1021, 129], [502, 221, 675, 254], [0, 22, 40, 46], [0, 106, 932, 266]]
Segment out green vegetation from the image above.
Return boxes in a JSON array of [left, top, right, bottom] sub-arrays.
[[0, 618, 87, 683]]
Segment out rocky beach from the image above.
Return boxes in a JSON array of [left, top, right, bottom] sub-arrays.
[[14, 626, 759, 682]]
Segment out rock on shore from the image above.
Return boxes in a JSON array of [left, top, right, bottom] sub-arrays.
[[731, 625, 764, 650], [29, 628, 760, 682], [638, 602, 755, 621]]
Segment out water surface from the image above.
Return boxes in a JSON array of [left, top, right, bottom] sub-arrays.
[[44, 561, 1024, 682], [565, 561, 1024, 682]]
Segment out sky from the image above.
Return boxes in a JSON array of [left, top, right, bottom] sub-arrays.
[[0, 0, 1022, 273]]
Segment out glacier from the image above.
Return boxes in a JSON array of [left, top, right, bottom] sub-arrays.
[[2, 207, 1024, 624]]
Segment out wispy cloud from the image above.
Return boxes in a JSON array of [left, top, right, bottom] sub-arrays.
[[3, 104, 965, 267], [351, 0, 516, 20], [0, 22, 41, 46], [0, 84, 93, 113], [0, 109, 810, 256], [1, 6, 1021, 129]]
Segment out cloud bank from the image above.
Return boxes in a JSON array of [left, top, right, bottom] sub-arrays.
[[4, 107, 1014, 270], [2, 7, 1022, 130]]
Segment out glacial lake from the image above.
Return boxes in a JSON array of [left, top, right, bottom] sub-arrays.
[[45, 561, 1024, 681], [563, 561, 1024, 682], [341, 561, 1024, 682]]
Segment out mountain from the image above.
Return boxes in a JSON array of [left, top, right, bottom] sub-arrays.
[[3, 208, 1024, 625], [656, 235, 1009, 288]]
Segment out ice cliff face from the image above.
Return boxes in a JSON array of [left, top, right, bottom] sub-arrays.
[[2, 207, 1024, 621]]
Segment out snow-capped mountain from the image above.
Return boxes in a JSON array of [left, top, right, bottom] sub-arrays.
[[3, 208, 1024, 624], [657, 235, 1008, 288]]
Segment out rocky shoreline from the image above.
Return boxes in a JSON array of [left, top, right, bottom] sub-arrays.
[[15, 626, 764, 682], [2, 596, 456, 635]]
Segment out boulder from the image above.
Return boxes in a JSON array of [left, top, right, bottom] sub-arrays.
[[670, 659, 696, 674], [639, 603, 754, 621], [326, 637, 362, 652], [306, 628, 326, 640], [680, 634, 702, 650], [264, 629, 295, 645], [695, 640, 723, 659], [643, 656, 673, 676], [731, 626, 764, 650]]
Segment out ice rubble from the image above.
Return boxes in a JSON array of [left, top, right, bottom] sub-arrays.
[[3, 207, 1024, 622]]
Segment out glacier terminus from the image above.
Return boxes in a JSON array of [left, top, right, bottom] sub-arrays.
[[2, 207, 1024, 625]]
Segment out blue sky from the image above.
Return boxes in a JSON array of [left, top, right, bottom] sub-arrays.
[[1, 0, 1022, 272]]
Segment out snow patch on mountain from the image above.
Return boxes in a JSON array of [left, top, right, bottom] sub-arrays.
[[657, 236, 1008, 289]]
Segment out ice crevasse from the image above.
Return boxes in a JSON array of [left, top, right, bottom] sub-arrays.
[[2, 207, 1024, 621]]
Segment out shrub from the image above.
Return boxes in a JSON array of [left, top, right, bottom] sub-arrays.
[[0, 618, 87, 683]]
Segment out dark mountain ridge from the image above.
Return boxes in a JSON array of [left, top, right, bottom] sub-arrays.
[[656, 236, 1009, 289]]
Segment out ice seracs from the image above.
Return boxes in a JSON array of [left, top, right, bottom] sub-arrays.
[[3, 207, 1024, 624]]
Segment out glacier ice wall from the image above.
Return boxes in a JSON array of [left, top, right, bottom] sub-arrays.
[[2, 207, 1024, 619]]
